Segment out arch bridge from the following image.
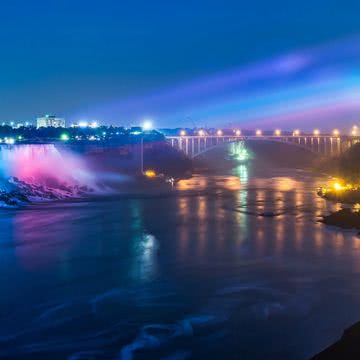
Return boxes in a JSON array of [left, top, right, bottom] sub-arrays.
[[166, 134, 360, 158]]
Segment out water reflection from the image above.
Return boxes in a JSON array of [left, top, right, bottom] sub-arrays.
[[129, 200, 158, 281], [232, 164, 248, 183], [176, 175, 241, 191], [14, 207, 78, 270], [173, 165, 358, 262], [3, 164, 360, 359]]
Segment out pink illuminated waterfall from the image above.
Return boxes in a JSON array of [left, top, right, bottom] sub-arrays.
[[0, 144, 95, 189]]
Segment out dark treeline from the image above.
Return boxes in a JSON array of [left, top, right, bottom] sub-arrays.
[[337, 143, 360, 181], [314, 142, 360, 183]]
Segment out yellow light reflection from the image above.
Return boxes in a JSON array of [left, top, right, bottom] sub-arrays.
[[144, 169, 156, 178]]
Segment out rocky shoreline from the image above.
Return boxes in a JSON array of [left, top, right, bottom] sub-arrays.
[[0, 177, 92, 207], [318, 188, 360, 204]]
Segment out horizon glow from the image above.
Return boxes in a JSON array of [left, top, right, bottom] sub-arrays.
[[71, 36, 360, 131]]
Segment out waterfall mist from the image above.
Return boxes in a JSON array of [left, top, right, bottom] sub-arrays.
[[0, 144, 97, 200]]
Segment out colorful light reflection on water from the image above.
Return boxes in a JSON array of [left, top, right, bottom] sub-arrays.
[[1, 163, 360, 359]]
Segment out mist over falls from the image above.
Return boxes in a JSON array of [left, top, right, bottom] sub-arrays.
[[0, 144, 96, 205]]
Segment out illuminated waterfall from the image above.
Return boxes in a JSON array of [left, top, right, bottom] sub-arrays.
[[0, 144, 95, 191]]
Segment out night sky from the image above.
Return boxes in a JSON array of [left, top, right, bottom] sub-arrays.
[[1, 0, 360, 129]]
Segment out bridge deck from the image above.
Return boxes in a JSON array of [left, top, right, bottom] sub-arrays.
[[166, 135, 360, 158]]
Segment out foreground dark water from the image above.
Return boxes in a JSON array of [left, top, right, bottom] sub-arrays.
[[1, 162, 360, 359]]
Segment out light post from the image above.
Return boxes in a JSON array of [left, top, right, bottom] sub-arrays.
[[140, 136, 144, 174], [140, 120, 153, 174]]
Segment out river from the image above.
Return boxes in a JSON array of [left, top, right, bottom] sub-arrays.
[[1, 159, 360, 359]]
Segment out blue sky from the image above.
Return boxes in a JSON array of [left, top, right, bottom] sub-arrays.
[[1, 0, 360, 128]]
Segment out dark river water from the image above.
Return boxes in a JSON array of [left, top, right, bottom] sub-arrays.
[[1, 161, 360, 360]]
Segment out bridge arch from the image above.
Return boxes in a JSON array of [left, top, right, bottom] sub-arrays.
[[191, 137, 322, 159], [166, 135, 353, 159]]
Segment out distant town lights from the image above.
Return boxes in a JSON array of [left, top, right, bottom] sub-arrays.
[[5, 138, 15, 145], [78, 121, 88, 128]]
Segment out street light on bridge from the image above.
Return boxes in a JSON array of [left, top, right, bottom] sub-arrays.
[[293, 129, 300, 136], [216, 129, 223, 136], [313, 129, 320, 136], [198, 129, 205, 136], [235, 129, 241, 136], [256, 129, 262, 136], [332, 129, 340, 137], [180, 130, 186, 136], [274, 129, 281, 136]]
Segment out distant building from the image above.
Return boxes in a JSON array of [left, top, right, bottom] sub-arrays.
[[37, 115, 65, 128]]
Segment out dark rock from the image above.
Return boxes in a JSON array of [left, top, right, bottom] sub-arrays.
[[259, 211, 277, 217], [311, 321, 360, 359], [321, 209, 360, 229]]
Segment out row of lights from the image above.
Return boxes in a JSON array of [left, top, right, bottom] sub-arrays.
[[0, 137, 16, 144], [179, 128, 359, 137], [180, 129, 242, 137], [71, 121, 99, 129]]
